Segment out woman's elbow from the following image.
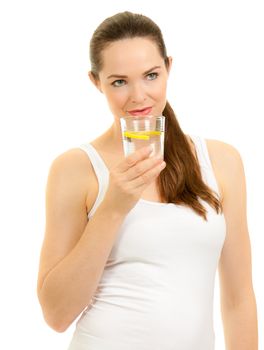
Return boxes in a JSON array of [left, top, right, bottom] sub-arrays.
[[37, 291, 71, 333], [42, 308, 71, 333]]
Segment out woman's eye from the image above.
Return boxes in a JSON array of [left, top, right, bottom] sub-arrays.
[[112, 79, 126, 87], [111, 73, 158, 87], [146, 72, 158, 80]]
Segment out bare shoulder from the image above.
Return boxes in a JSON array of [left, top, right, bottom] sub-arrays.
[[205, 138, 244, 198], [47, 147, 94, 210], [49, 147, 92, 186], [206, 139, 241, 167], [51, 147, 92, 171]]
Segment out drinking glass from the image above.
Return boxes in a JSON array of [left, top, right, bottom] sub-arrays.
[[120, 115, 165, 159]]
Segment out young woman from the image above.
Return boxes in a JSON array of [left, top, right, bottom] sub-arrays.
[[37, 11, 258, 350]]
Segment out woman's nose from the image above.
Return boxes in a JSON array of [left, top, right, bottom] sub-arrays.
[[129, 83, 147, 104]]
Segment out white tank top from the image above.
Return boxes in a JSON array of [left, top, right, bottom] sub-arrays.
[[67, 135, 226, 350]]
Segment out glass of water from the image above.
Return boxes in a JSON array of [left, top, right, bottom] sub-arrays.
[[120, 115, 165, 159]]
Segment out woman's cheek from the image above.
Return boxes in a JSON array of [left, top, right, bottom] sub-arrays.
[[113, 89, 129, 106], [152, 82, 167, 100]]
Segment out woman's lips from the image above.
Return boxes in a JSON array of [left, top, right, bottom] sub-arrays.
[[127, 107, 152, 116]]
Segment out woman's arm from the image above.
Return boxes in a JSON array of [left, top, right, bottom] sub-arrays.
[[213, 141, 258, 349], [37, 150, 126, 333]]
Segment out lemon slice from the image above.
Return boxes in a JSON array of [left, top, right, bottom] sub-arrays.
[[123, 130, 161, 140], [141, 131, 161, 136], [123, 131, 149, 140]]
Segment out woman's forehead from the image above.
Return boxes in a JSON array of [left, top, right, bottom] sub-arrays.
[[100, 38, 163, 75]]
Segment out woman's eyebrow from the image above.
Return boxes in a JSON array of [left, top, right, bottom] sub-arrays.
[[107, 66, 161, 79]]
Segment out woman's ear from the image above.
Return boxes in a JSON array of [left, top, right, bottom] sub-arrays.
[[88, 71, 103, 93], [167, 56, 173, 75]]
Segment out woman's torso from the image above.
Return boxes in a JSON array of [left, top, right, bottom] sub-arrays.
[[66, 134, 226, 350]]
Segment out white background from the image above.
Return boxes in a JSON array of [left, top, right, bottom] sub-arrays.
[[0, 0, 263, 349]]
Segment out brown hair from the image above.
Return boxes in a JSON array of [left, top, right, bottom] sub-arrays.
[[89, 11, 223, 221]]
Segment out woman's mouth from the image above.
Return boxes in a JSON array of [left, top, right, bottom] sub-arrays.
[[127, 107, 152, 116]]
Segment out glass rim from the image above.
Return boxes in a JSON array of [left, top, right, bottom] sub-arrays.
[[120, 114, 165, 120]]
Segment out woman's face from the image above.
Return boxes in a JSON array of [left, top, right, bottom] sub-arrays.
[[90, 37, 172, 120]]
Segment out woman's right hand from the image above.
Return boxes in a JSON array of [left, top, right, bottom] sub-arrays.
[[101, 146, 166, 216]]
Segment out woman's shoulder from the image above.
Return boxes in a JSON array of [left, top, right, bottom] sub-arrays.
[[50, 147, 93, 175], [205, 138, 244, 199], [48, 147, 93, 198], [205, 138, 242, 164], [51, 147, 100, 215]]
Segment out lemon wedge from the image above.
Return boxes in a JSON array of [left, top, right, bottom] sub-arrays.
[[141, 131, 162, 136], [123, 130, 162, 140], [123, 131, 149, 140]]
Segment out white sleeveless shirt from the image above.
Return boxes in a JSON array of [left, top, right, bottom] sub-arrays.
[[67, 135, 226, 350]]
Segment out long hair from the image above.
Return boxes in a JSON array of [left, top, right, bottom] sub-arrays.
[[89, 11, 223, 221]]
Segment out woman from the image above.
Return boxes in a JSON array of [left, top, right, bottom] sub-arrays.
[[37, 11, 258, 350]]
